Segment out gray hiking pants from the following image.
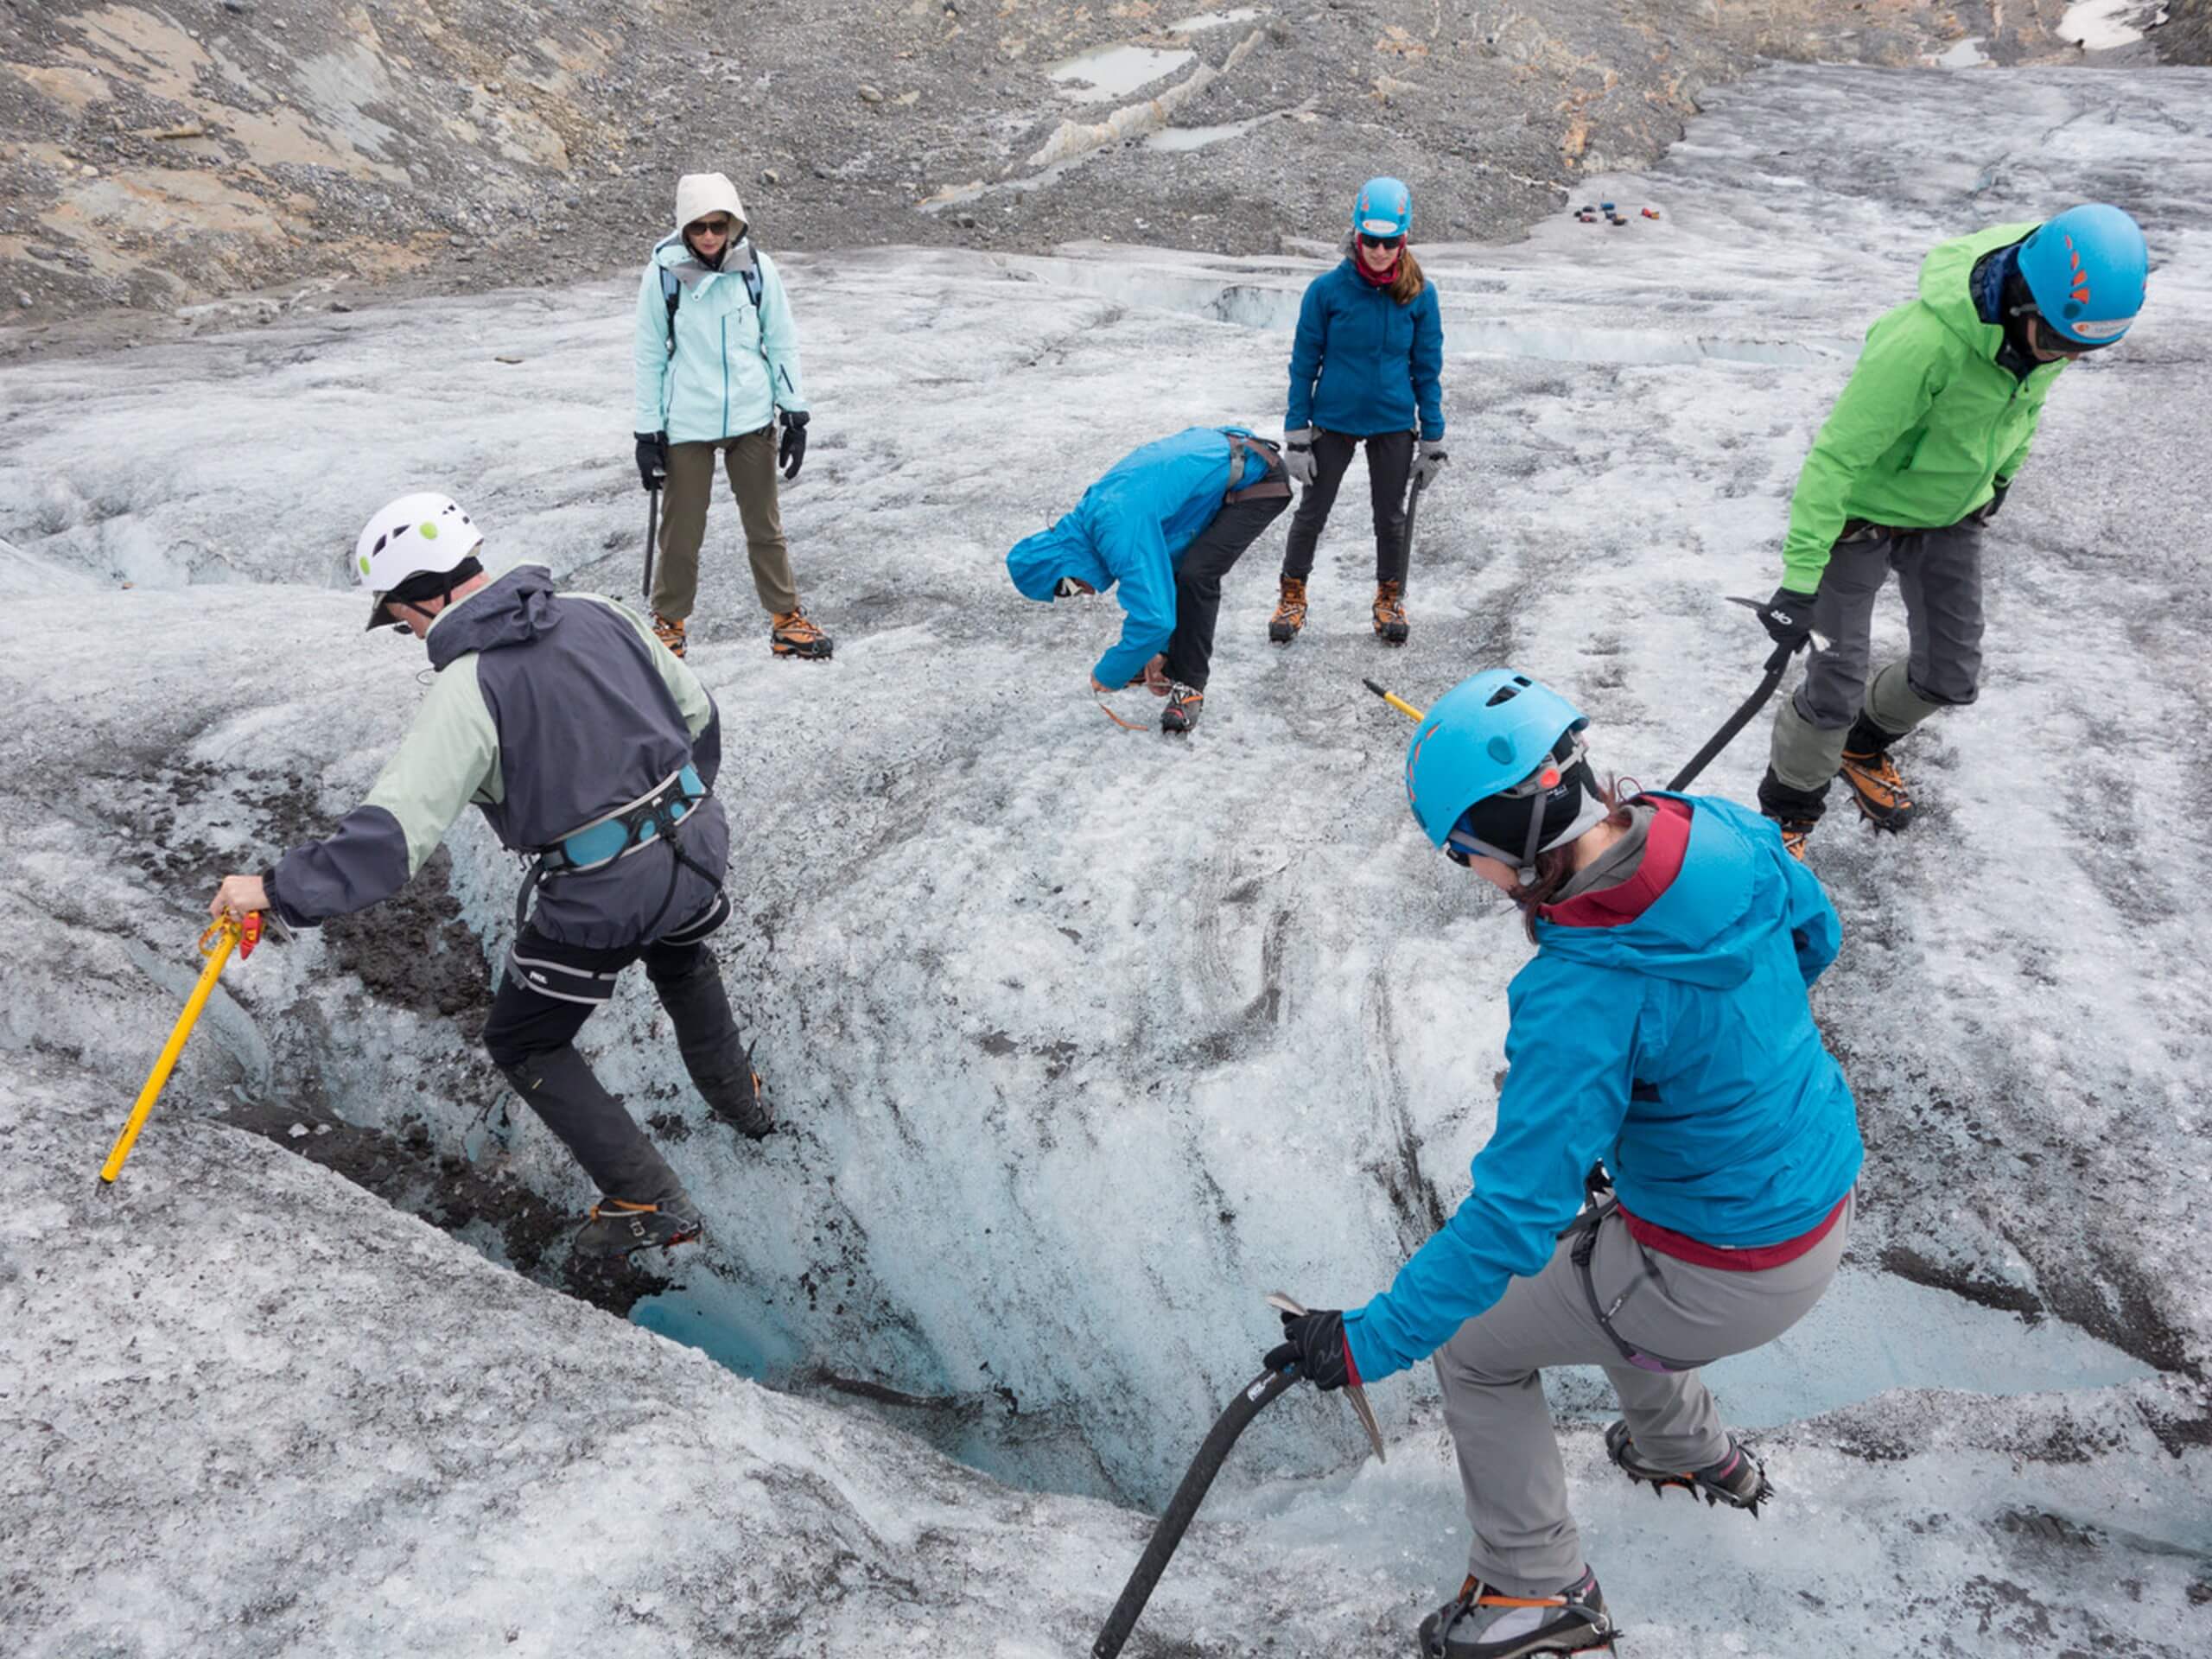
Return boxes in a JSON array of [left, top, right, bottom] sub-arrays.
[[1769, 520, 1986, 793], [1433, 1195, 1852, 1596], [653, 427, 800, 622]]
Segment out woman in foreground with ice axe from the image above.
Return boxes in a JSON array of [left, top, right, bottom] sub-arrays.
[[1265, 667, 1864, 1656]]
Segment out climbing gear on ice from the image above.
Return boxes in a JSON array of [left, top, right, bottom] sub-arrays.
[[770, 607, 834, 659], [641, 461, 664, 601], [1091, 1361, 1296, 1659], [575, 1192, 703, 1256], [2016, 203, 2147, 346], [102, 912, 261, 1184], [1839, 734, 1916, 831], [1372, 578, 1409, 645], [1363, 677, 1426, 722], [1265, 1290, 1386, 1461], [651, 612, 687, 658], [1562, 1199, 1713, 1374], [1160, 683, 1205, 735], [356, 493, 484, 630], [1417, 1568, 1616, 1658], [1268, 575, 1309, 643], [1663, 597, 1828, 792], [1224, 433, 1291, 505], [1093, 1291, 1380, 1659], [1605, 1420, 1773, 1516], [1775, 818, 1815, 861], [516, 764, 718, 937]]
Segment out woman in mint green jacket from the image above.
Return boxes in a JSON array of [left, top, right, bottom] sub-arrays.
[[630, 170, 831, 663]]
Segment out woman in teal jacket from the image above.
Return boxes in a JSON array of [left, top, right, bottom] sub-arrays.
[[1268, 669, 1861, 1659], [630, 170, 831, 663], [1270, 175, 1447, 648]]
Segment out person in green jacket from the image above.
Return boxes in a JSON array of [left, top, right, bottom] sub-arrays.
[[1753, 204, 2149, 856], [632, 170, 832, 663]]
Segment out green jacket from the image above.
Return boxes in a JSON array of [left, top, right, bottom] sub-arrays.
[[1782, 224, 2069, 591]]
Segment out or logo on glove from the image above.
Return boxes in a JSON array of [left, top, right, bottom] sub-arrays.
[[1755, 586, 1820, 650]]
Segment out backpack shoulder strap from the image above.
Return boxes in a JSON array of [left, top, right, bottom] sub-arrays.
[[652, 235, 684, 356]]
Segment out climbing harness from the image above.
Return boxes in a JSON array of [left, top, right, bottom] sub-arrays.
[[1560, 1198, 1712, 1375], [1224, 433, 1293, 505], [512, 764, 721, 938]]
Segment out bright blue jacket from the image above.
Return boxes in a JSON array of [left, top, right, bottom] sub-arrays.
[[1005, 427, 1273, 690], [632, 236, 808, 442], [1343, 795, 1863, 1382], [1286, 260, 1446, 441]]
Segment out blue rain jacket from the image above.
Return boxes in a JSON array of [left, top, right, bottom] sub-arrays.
[[1344, 795, 1863, 1383], [1004, 426, 1273, 690], [1285, 260, 1446, 441]]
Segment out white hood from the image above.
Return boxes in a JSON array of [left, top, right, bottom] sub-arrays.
[[674, 171, 746, 232]]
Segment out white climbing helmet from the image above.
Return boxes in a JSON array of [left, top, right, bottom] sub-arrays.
[[353, 492, 483, 629]]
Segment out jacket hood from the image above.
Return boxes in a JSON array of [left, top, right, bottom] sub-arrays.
[[1532, 796, 1785, 988], [426, 563, 560, 671], [674, 171, 746, 232], [1006, 518, 1111, 602], [1918, 222, 2037, 350]]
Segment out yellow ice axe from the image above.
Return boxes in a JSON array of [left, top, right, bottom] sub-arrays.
[[101, 912, 261, 1184], [1362, 678, 1426, 723]]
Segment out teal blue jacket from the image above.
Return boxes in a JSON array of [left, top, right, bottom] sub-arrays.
[[1344, 796, 1863, 1382], [632, 237, 808, 442], [1004, 426, 1273, 689]]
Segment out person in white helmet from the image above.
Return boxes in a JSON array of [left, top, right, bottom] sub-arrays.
[[632, 169, 830, 663], [207, 493, 771, 1256]]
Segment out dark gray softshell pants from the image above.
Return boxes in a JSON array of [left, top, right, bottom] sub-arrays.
[[1769, 519, 1986, 792]]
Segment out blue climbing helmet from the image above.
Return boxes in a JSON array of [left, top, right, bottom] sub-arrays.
[[1351, 176, 1413, 242], [2016, 203, 2148, 347], [1405, 669, 1605, 878]]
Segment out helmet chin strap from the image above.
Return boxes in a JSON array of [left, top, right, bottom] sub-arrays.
[[1516, 773, 1608, 884]]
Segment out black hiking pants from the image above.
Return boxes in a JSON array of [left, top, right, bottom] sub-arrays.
[[481, 893, 747, 1203], [1281, 428, 1417, 585], [1162, 490, 1292, 691]]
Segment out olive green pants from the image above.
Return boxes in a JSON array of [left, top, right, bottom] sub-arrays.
[[652, 426, 799, 621]]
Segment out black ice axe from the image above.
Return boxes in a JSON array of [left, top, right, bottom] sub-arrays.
[[1663, 598, 1827, 791], [640, 481, 662, 605], [1091, 1294, 1385, 1659]]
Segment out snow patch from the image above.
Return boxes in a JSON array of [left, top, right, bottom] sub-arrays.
[[2058, 0, 2159, 48]]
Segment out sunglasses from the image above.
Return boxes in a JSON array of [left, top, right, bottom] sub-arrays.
[[688, 216, 734, 237], [1358, 232, 1404, 250]]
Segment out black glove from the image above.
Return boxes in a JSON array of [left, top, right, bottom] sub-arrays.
[[1265, 1306, 1354, 1391], [634, 431, 667, 492], [1755, 586, 1820, 651], [1974, 481, 2008, 524], [779, 410, 809, 480]]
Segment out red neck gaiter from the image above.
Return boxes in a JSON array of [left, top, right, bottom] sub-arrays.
[[1356, 253, 1402, 289]]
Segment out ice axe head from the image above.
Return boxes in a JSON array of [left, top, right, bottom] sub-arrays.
[[1265, 1290, 1386, 1462]]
